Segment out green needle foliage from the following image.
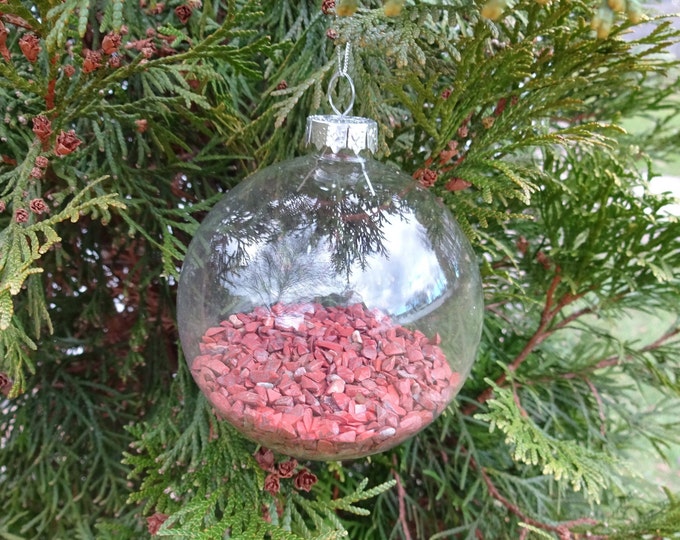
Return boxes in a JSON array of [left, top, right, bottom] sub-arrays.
[[1, 0, 679, 538]]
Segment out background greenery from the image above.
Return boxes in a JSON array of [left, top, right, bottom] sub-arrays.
[[1, 0, 680, 538]]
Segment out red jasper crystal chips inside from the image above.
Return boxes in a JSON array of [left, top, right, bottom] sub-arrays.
[[191, 303, 460, 460]]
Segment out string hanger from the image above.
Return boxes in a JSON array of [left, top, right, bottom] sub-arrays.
[[322, 41, 374, 195], [327, 42, 356, 117]]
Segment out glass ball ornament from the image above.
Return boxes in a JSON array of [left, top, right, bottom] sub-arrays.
[[177, 114, 484, 460]]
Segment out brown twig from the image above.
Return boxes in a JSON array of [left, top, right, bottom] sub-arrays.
[[585, 377, 606, 436], [551, 290, 621, 333], [0, 13, 35, 30], [484, 302, 515, 325], [525, 320, 680, 387], [593, 325, 680, 371], [464, 272, 591, 416], [475, 457, 599, 538], [464, 275, 560, 414], [391, 468, 413, 540], [552, 304, 595, 331], [511, 380, 528, 418], [45, 55, 58, 110]]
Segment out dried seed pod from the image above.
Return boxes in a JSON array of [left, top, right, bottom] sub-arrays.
[[444, 178, 473, 199], [175, 4, 193, 23], [0, 372, 12, 397], [293, 469, 318, 492], [35, 156, 49, 168], [146, 513, 169, 535], [321, 0, 336, 15], [108, 53, 122, 68], [277, 458, 298, 478], [102, 32, 122, 54], [82, 49, 102, 73], [32, 115, 52, 143], [14, 208, 29, 223], [54, 130, 82, 157], [0, 21, 10, 62], [19, 33, 41, 62], [29, 198, 48, 214], [414, 168, 438, 188], [263, 473, 280, 495], [253, 446, 274, 472]]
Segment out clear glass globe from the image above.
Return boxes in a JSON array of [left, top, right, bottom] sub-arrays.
[[177, 116, 483, 460]]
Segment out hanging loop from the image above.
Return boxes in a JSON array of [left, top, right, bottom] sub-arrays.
[[327, 71, 356, 116], [328, 42, 355, 116]]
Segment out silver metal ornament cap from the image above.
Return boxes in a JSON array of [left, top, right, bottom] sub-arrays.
[[305, 115, 378, 155]]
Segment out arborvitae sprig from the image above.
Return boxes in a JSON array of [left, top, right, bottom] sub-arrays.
[[0, 0, 274, 395], [0, 344, 139, 537], [476, 380, 618, 503], [124, 363, 395, 539]]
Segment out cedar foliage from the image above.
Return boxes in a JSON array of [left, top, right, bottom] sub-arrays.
[[1, 0, 680, 538]]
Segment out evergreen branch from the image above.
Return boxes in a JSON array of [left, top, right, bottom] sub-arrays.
[[118, 209, 185, 279], [582, 490, 680, 538], [288, 492, 347, 539], [271, 61, 335, 129], [475, 381, 620, 503], [595, 324, 680, 370], [44, 1, 76, 51], [0, 177, 126, 301], [0, 316, 37, 395], [0, 63, 43, 95], [125, 368, 388, 538], [477, 159, 538, 205], [0, 175, 125, 392], [157, 24, 192, 48], [325, 477, 396, 513], [497, 122, 619, 156], [0, 354, 137, 536]]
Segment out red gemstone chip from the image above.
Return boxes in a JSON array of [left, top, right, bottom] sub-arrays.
[[191, 303, 460, 460]]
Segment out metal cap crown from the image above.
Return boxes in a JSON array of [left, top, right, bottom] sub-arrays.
[[305, 115, 378, 155]]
